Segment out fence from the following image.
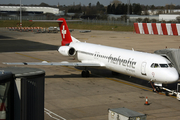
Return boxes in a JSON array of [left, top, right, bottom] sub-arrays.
[[0, 15, 135, 26], [2, 16, 173, 26], [81, 19, 134, 26], [0, 15, 48, 20], [0, 15, 64, 20]]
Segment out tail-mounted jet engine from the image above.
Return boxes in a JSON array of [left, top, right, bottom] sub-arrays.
[[58, 46, 76, 56]]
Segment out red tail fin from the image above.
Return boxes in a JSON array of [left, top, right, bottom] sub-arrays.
[[58, 18, 72, 46]]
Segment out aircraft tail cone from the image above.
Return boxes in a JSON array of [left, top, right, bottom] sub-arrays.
[[144, 97, 150, 105]]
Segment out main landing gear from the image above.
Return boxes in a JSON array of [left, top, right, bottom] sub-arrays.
[[81, 70, 90, 77]]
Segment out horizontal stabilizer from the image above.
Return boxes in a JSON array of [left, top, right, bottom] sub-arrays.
[[29, 20, 81, 22]]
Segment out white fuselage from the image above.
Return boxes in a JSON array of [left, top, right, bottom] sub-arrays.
[[68, 42, 179, 84]]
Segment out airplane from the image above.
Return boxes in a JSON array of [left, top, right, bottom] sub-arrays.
[[4, 18, 179, 91]]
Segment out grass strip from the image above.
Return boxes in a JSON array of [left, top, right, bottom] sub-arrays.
[[0, 20, 134, 32]]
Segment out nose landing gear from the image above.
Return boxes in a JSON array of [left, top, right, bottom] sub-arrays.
[[150, 81, 180, 101]]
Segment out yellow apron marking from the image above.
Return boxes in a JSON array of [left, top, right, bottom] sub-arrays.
[[15, 52, 50, 62]]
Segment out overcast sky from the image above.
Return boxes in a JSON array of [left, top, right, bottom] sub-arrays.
[[0, 0, 179, 6]]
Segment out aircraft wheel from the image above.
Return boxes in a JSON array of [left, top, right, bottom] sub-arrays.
[[155, 87, 161, 92], [152, 87, 161, 93], [81, 70, 90, 77], [152, 89, 156, 92]]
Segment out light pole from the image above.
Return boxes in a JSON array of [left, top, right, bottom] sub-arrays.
[[127, 0, 130, 25], [20, 0, 22, 27], [127, 0, 130, 15]]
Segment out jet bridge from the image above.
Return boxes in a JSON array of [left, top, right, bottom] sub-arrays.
[[0, 67, 45, 120], [154, 48, 180, 74], [154, 49, 180, 100]]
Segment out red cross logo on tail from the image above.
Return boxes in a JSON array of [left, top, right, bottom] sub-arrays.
[[58, 18, 72, 46], [61, 25, 66, 39]]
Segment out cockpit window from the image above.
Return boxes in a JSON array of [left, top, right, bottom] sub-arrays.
[[154, 63, 159, 68], [168, 63, 173, 67], [151, 63, 154, 68], [159, 64, 168, 68], [151, 63, 159, 68], [151, 63, 174, 68]]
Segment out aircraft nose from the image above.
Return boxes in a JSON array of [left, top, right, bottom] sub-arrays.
[[168, 69, 179, 83]]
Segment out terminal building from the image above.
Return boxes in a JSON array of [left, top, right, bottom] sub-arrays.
[[0, 6, 60, 15]]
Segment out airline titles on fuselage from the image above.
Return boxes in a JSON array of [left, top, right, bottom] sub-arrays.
[[82, 51, 137, 73], [94, 52, 137, 70], [108, 54, 137, 69]]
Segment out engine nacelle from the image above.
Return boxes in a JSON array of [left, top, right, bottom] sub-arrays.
[[58, 46, 76, 56]]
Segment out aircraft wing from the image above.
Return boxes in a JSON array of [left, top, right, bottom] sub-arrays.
[[3, 62, 105, 67]]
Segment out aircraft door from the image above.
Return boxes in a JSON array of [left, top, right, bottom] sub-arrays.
[[141, 62, 147, 75]]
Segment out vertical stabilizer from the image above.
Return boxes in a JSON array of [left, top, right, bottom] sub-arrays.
[[58, 18, 72, 46]]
